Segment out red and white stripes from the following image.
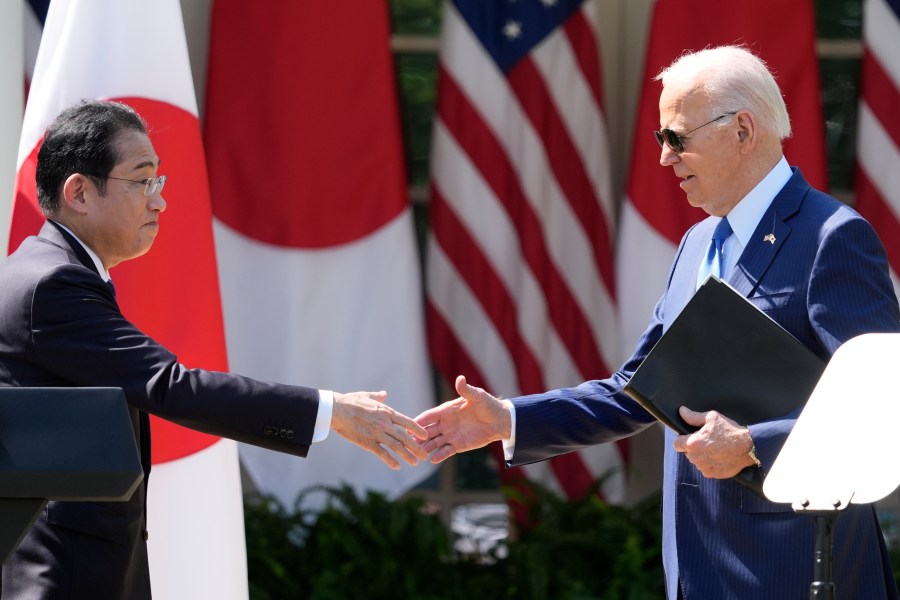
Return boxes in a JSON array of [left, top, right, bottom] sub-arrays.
[[856, 0, 900, 295], [427, 1, 623, 502]]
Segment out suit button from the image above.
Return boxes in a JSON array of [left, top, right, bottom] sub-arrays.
[[286, 430, 294, 440], [279, 428, 288, 439], [264, 426, 273, 436]]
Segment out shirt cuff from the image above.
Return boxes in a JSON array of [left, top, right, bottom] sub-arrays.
[[312, 389, 333, 443], [501, 399, 516, 461]]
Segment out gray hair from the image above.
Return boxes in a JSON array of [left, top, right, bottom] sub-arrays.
[[655, 45, 792, 141]]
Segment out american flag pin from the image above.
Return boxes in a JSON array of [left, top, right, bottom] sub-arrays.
[[763, 233, 776, 244]]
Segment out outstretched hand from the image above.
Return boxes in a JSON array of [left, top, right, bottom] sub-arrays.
[[331, 391, 429, 470], [414, 375, 512, 464]]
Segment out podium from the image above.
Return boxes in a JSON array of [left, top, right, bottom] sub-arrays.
[[0, 388, 144, 564], [764, 333, 900, 599]]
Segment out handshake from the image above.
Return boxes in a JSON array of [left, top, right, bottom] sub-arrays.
[[334, 375, 508, 469]]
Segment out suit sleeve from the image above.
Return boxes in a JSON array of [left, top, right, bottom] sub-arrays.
[[506, 226, 702, 467], [508, 309, 661, 466], [27, 264, 320, 457]]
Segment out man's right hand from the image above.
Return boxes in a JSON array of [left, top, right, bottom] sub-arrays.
[[331, 391, 429, 470], [414, 375, 512, 464]]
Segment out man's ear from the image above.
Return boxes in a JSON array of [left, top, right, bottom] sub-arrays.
[[735, 111, 756, 152], [61, 173, 92, 215]]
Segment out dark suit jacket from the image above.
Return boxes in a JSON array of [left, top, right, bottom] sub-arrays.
[[0, 221, 321, 599], [511, 169, 900, 599]]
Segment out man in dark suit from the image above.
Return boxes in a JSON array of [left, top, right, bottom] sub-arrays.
[[415, 45, 900, 598], [0, 100, 429, 599]]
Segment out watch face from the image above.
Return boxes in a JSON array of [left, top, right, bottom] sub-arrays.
[[749, 446, 762, 468]]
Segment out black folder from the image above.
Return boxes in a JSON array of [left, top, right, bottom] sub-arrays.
[[623, 277, 826, 494]]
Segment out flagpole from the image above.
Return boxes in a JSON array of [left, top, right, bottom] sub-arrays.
[[0, 0, 24, 256]]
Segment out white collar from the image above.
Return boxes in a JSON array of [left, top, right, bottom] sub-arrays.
[[726, 156, 792, 247]]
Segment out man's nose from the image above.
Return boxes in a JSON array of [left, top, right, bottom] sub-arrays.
[[150, 193, 166, 213], [659, 143, 680, 167]]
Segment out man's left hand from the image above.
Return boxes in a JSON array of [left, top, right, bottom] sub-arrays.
[[672, 406, 757, 478]]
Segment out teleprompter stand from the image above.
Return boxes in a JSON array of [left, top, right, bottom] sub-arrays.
[[0, 388, 143, 563], [765, 334, 900, 599]]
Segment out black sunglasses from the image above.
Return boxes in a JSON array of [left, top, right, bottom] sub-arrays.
[[654, 112, 737, 154]]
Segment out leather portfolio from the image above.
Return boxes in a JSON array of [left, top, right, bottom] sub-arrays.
[[623, 277, 826, 493]]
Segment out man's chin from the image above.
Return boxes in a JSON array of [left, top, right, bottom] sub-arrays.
[[129, 240, 156, 262]]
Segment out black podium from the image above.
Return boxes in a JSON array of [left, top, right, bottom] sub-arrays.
[[0, 387, 143, 564]]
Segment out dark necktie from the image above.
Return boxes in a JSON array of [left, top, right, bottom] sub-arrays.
[[106, 279, 116, 297]]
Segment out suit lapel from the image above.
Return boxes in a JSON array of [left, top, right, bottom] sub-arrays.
[[40, 220, 102, 278], [728, 217, 791, 297], [663, 168, 810, 326], [38, 221, 143, 470], [727, 168, 809, 298]]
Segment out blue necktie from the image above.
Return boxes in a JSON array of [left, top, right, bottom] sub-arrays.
[[697, 217, 732, 288]]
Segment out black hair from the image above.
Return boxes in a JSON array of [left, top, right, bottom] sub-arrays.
[[35, 100, 147, 215]]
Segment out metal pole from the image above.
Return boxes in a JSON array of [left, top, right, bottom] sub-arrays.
[[809, 513, 836, 600]]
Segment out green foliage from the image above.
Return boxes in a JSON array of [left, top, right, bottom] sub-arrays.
[[388, 0, 443, 36], [245, 485, 480, 600], [244, 482, 664, 600], [504, 482, 664, 600], [394, 53, 438, 186], [300, 486, 457, 600], [890, 546, 900, 593], [244, 496, 307, 600]]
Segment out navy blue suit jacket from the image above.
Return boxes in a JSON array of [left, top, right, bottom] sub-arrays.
[[511, 169, 900, 599], [0, 221, 321, 599]]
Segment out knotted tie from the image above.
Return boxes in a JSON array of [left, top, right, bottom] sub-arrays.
[[697, 217, 732, 289]]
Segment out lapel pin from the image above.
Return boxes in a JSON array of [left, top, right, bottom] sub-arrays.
[[763, 233, 776, 244]]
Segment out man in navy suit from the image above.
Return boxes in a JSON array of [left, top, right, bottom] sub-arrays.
[[0, 100, 428, 599], [416, 46, 900, 598]]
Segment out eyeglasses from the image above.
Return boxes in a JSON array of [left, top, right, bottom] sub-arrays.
[[93, 174, 167, 196], [654, 112, 737, 154]]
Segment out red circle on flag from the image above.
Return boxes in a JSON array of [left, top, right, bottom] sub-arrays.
[[203, 2, 408, 248]]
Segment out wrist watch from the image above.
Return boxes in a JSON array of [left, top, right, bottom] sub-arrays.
[[748, 445, 762, 468]]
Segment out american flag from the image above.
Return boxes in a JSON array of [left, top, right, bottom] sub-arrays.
[[426, 0, 624, 502], [856, 0, 900, 295]]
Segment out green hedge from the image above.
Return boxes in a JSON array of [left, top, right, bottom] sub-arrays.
[[246, 482, 900, 598], [244, 482, 664, 600]]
